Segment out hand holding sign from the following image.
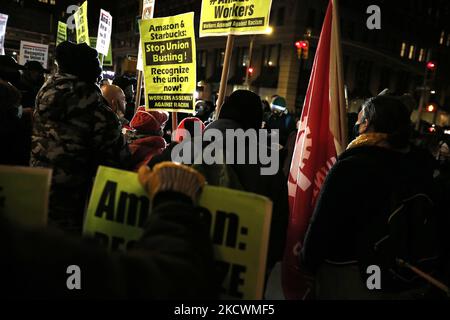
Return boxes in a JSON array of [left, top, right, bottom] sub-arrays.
[[138, 162, 205, 203], [83, 166, 272, 299]]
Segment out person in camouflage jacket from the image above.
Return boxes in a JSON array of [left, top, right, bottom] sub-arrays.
[[30, 42, 130, 234]]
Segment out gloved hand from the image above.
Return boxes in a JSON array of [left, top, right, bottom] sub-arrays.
[[138, 162, 205, 204]]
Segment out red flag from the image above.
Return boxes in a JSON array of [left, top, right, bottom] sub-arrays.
[[283, 0, 347, 300]]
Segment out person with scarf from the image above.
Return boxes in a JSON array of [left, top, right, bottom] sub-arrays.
[[301, 95, 440, 299]]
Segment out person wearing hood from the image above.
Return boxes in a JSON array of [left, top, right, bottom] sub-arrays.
[[196, 90, 289, 273], [126, 106, 168, 171], [301, 95, 440, 299], [30, 41, 130, 234]]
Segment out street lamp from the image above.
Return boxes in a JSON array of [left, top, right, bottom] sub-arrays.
[[244, 26, 273, 88]]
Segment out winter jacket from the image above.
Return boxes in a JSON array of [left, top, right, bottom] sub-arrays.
[[265, 112, 296, 147], [301, 145, 436, 272], [30, 73, 130, 233], [196, 119, 289, 271], [128, 135, 166, 171], [0, 192, 217, 299], [0, 109, 32, 166]]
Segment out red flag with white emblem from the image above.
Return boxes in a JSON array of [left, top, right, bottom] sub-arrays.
[[283, 0, 347, 300]]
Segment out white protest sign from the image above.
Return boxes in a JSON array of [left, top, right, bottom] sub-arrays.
[[0, 13, 8, 55], [137, 0, 155, 71], [19, 41, 49, 69], [96, 9, 113, 56]]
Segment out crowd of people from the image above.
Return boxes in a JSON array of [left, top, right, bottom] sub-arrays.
[[0, 41, 449, 299]]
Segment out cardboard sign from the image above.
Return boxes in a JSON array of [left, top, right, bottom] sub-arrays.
[[140, 12, 197, 113], [56, 21, 67, 46], [74, 1, 90, 46], [200, 0, 273, 37], [96, 9, 112, 56], [0, 13, 8, 55], [19, 41, 49, 69], [83, 166, 272, 299], [0, 165, 51, 227]]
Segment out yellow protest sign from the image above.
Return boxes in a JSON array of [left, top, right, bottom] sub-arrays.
[[200, 0, 273, 37], [0, 165, 52, 227], [140, 12, 196, 113], [83, 166, 272, 300], [56, 21, 67, 46], [74, 1, 90, 46]]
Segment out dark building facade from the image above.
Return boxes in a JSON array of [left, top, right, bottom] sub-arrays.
[[3, 0, 450, 124], [110, 0, 450, 125]]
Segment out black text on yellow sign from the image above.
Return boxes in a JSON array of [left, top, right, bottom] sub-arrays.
[[83, 166, 272, 299], [140, 12, 196, 113], [200, 0, 273, 37]]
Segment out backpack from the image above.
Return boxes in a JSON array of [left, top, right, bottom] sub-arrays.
[[360, 189, 440, 292]]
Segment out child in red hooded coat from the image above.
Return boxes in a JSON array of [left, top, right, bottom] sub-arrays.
[[126, 106, 169, 171]]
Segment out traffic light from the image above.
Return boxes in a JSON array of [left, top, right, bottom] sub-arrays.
[[295, 40, 309, 60], [426, 61, 437, 71], [247, 67, 254, 77], [426, 103, 436, 112]]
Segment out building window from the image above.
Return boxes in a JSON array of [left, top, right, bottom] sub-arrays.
[[418, 48, 426, 62], [440, 31, 445, 45], [237, 47, 249, 67], [215, 49, 225, 67], [276, 7, 285, 26], [197, 50, 208, 81], [400, 42, 406, 57], [408, 45, 415, 60], [262, 44, 280, 67], [198, 50, 207, 68]]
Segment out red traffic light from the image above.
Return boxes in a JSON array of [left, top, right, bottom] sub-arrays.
[[248, 67, 254, 74], [295, 40, 308, 49], [426, 104, 436, 112], [426, 61, 437, 70]]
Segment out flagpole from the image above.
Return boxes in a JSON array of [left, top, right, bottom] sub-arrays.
[[215, 34, 235, 118], [135, 0, 144, 114]]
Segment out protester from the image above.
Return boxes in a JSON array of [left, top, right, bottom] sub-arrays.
[[195, 90, 289, 272], [18, 60, 49, 109], [301, 95, 441, 299], [265, 96, 296, 146], [113, 75, 136, 121], [0, 79, 32, 166], [195, 100, 214, 123], [0, 55, 24, 87], [126, 106, 168, 171], [101, 84, 129, 126], [174, 117, 205, 143], [1, 162, 217, 299], [30, 41, 130, 234]]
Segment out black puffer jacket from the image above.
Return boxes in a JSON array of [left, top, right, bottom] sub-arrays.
[[1, 192, 217, 299]]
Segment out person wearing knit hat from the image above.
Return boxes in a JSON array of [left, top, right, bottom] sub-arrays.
[[174, 117, 205, 143], [217, 89, 263, 130], [126, 106, 169, 170], [200, 90, 289, 273], [31, 41, 130, 234], [55, 41, 102, 83]]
